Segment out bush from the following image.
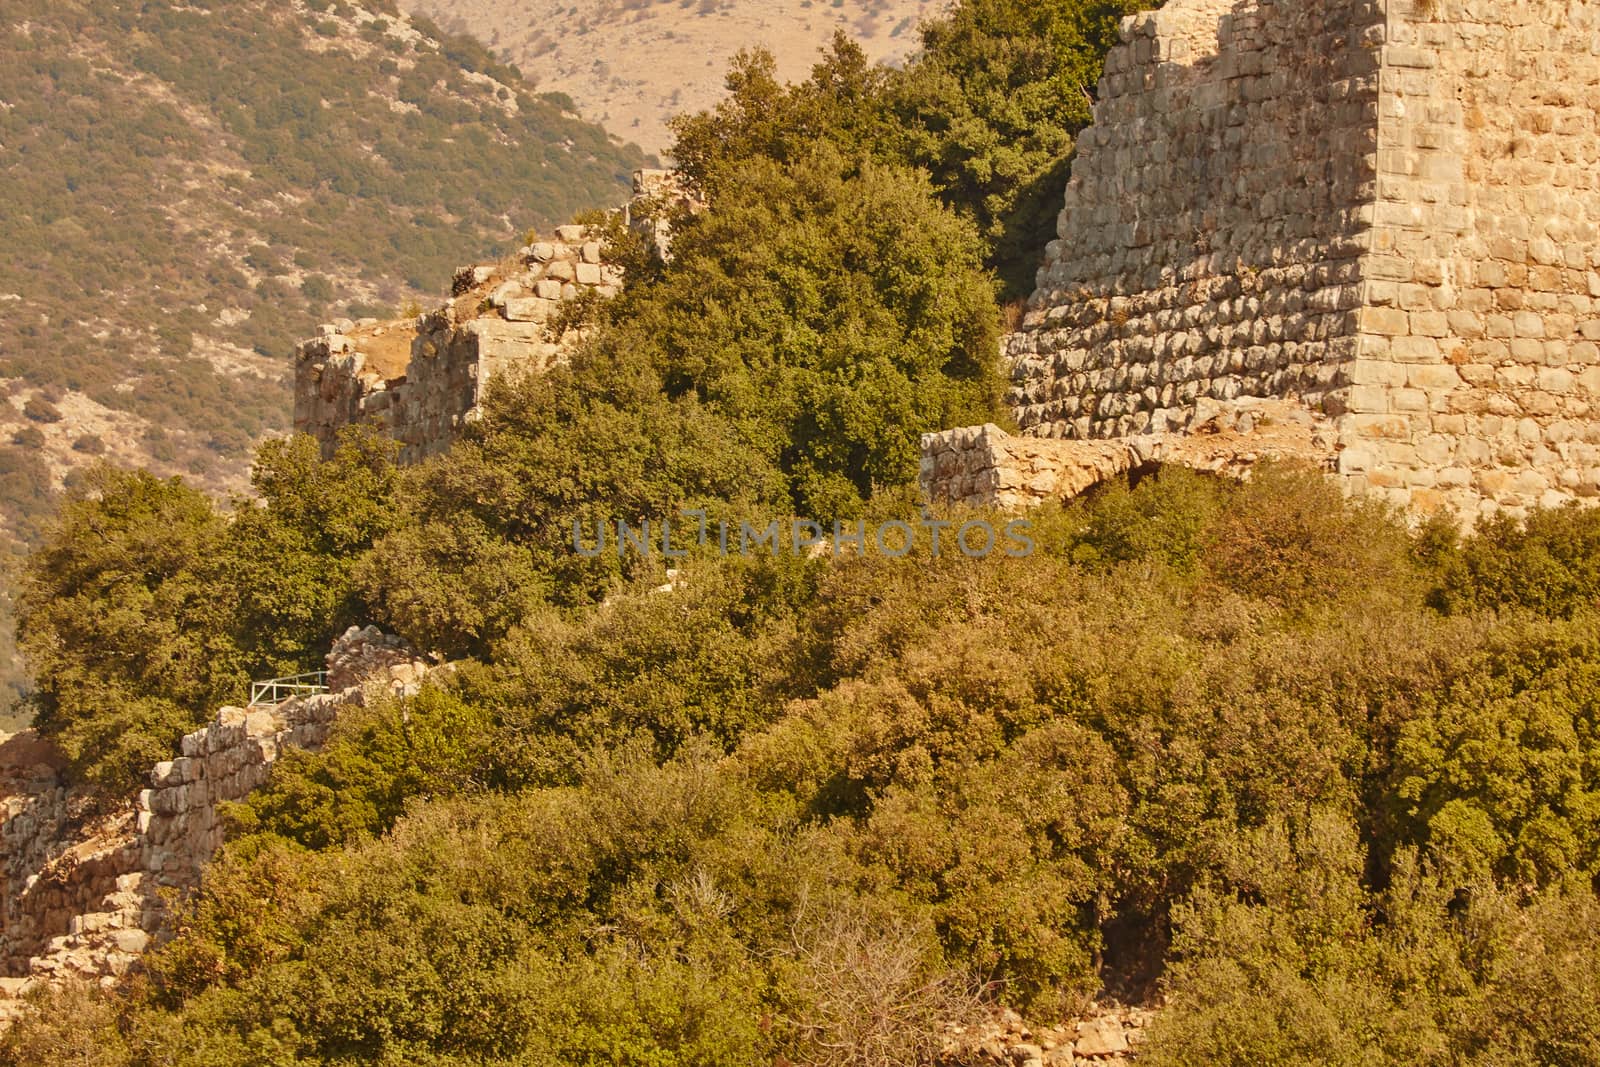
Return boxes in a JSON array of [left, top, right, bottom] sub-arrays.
[[1430, 503, 1600, 618], [10, 427, 44, 449], [18, 467, 245, 794], [21, 397, 61, 424]]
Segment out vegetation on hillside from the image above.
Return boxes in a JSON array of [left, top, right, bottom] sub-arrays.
[[6, 0, 1600, 1063], [0, 0, 646, 526], [671, 0, 1142, 297], [0, 0, 650, 719], [11, 464, 1600, 1064]]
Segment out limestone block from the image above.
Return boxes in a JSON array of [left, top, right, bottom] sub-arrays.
[[503, 298, 557, 323]]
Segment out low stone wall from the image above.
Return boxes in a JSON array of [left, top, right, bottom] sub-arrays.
[[922, 398, 1338, 510], [0, 628, 431, 1017]]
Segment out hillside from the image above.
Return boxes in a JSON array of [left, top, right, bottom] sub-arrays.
[[0, 0, 648, 532], [4, 0, 1600, 1061], [0, 0, 650, 715], [406, 0, 952, 154]]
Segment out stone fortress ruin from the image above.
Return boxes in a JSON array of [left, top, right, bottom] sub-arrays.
[[294, 170, 692, 463], [302, 0, 1600, 527], [6, 0, 1600, 1022], [929, 0, 1600, 523]]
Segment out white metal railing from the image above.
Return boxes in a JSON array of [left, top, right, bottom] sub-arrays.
[[248, 671, 329, 707]]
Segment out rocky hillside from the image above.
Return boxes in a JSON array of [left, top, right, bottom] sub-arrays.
[[0, 0, 650, 715], [406, 0, 952, 154], [0, 0, 649, 538]]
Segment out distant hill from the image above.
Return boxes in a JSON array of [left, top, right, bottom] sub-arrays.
[[405, 0, 953, 155], [0, 0, 651, 714]]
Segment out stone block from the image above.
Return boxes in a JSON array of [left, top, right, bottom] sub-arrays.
[[1360, 307, 1410, 336], [503, 298, 556, 323]]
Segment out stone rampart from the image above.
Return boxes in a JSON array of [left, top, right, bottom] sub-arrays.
[[1338, 0, 1600, 520], [294, 169, 694, 464], [294, 227, 623, 463], [1005, 0, 1383, 441]]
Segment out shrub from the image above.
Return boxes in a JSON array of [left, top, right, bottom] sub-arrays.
[[18, 467, 245, 794], [21, 397, 61, 424]]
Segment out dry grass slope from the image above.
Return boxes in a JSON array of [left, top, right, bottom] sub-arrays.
[[405, 0, 953, 154]]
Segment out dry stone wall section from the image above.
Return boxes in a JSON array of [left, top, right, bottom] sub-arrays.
[[294, 227, 622, 464], [0, 629, 431, 1018], [294, 169, 693, 464], [1005, 0, 1384, 441]]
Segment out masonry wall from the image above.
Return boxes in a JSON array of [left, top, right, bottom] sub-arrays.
[[294, 169, 693, 465], [0, 629, 429, 1011], [294, 227, 621, 464], [1338, 0, 1600, 520], [1006, 0, 1385, 440]]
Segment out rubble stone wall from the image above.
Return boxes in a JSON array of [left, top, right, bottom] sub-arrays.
[[294, 169, 691, 464], [967, 0, 1600, 525], [921, 398, 1337, 511], [293, 228, 621, 464]]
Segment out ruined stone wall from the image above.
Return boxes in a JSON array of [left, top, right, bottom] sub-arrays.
[[921, 397, 1336, 510], [1006, 0, 1384, 440], [294, 226, 622, 463], [294, 169, 692, 464], [1337, 0, 1600, 520], [0, 629, 430, 1013], [937, 0, 1600, 525]]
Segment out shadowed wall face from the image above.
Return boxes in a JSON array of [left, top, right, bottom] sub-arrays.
[[996, 0, 1600, 525], [1006, 0, 1385, 441]]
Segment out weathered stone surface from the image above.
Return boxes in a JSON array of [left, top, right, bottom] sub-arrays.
[[293, 171, 695, 465], [940, 1003, 1152, 1066], [922, 399, 1336, 511], [949, 0, 1600, 526], [0, 629, 436, 1013]]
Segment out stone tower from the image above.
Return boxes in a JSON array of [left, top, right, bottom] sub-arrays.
[[927, 0, 1600, 523]]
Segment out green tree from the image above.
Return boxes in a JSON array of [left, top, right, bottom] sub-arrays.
[[884, 0, 1143, 296], [18, 467, 244, 793], [222, 428, 401, 676]]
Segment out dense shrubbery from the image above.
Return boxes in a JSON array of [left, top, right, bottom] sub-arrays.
[[16, 433, 399, 794], [8, 0, 1600, 1061], [11, 467, 1600, 1064], [670, 0, 1143, 297]]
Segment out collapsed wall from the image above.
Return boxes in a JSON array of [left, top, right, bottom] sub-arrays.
[[0, 629, 431, 1019], [932, 0, 1600, 524], [293, 228, 624, 463], [294, 169, 695, 463]]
